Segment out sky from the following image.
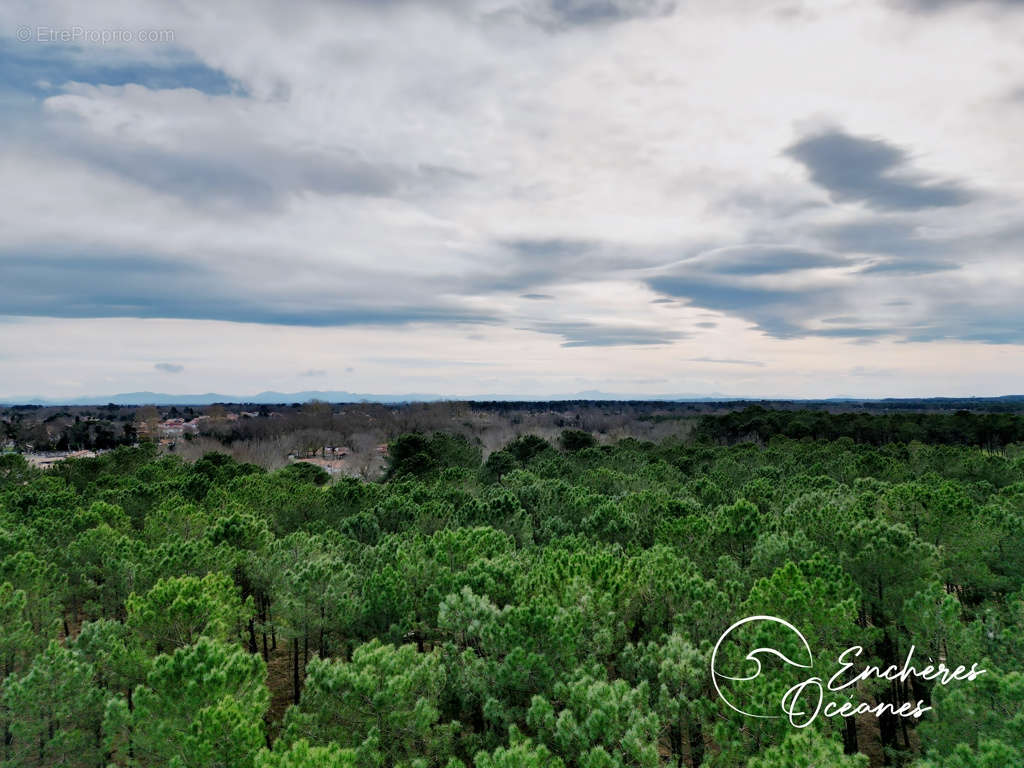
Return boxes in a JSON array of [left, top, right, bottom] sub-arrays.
[[1, 0, 1023, 400]]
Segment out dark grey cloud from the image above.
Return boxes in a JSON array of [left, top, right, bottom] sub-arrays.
[[646, 277, 787, 314], [520, 293, 554, 300], [692, 245, 855, 275], [891, 0, 1024, 12], [505, 219, 1024, 347], [544, 0, 676, 26], [858, 258, 959, 275], [529, 321, 687, 347], [154, 363, 184, 373], [818, 218, 953, 258], [489, 0, 676, 29], [469, 238, 660, 296], [816, 214, 971, 275], [695, 321, 717, 328], [903, 303, 1024, 344], [367, 356, 496, 367], [774, 4, 818, 21], [44, 118, 469, 210], [502, 238, 595, 260], [198, 0, 674, 30], [717, 190, 827, 220], [643, 244, 858, 338], [812, 327, 891, 338], [644, 243, 884, 339], [784, 128, 973, 211], [647, 254, 988, 343], [822, 316, 859, 324], [646, 274, 810, 337], [688, 357, 764, 367], [0, 252, 498, 327], [97, 144, 398, 208]]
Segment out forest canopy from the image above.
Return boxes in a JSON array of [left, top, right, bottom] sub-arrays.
[[0, 410, 1022, 767]]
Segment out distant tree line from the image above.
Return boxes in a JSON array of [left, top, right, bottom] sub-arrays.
[[2, 412, 136, 452], [694, 406, 1024, 448]]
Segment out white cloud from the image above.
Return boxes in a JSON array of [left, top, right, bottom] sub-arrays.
[[1, 0, 1023, 396]]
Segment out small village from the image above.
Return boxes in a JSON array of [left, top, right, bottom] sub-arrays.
[[286, 443, 390, 476], [5, 408, 390, 477]]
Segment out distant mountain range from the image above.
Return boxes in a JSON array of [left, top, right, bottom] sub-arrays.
[[1, 390, 735, 406], [2, 391, 1024, 407]]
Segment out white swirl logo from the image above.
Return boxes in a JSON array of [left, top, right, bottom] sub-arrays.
[[711, 615, 815, 721]]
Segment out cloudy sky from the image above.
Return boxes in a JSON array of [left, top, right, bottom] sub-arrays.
[[2, 0, 1023, 400]]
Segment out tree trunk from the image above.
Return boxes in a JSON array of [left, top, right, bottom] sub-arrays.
[[689, 721, 704, 768], [899, 698, 911, 749], [668, 723, 682, 768], [843, 713, 859, 754], [292, 637, 301, 705], [320, 606, 326, 657], [876, 632, 898, 765], [910, 674, 930, 708]]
